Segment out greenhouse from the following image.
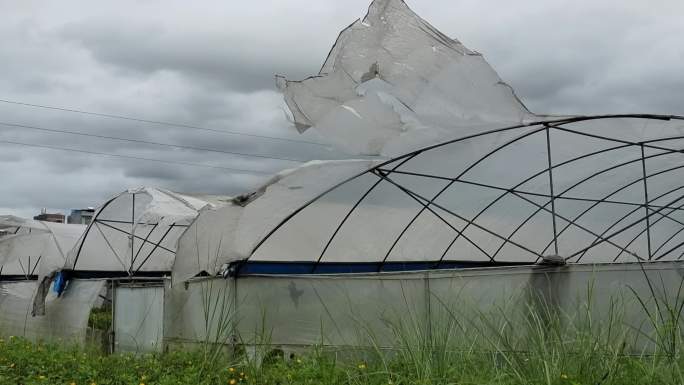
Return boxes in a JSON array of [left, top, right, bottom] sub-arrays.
[[2, 0, 683, 354], [0, 189, 228, 350], [174, 0, 684, 277], [55, 187, 229, 352], [63, 187, 229, 278], [165, 114, 684, 350], [163, 0, 684, 351], [0, 216, 93, 342]]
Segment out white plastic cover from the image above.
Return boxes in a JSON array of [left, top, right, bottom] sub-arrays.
[[173, 160, 381, 282], [252, 116, 684, 266], [0, 216, 85, 279], [277, 0, 534, 156], [0, 279, 105, 343], [114, 284, 165, 352], [174, 115, 684, 280], [163, 262, 679, 350], [163, 278, 234, 348], [177, 0, 684, 278], [65, 188, 229, 274]]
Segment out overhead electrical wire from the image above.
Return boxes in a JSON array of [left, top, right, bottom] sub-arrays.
[[0, 139, 274, 175], [0, 98, 327, 147], [0, 121, 305, 163]]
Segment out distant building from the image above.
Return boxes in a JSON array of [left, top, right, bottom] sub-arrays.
[[67, 208, 95, 225], [34, 209, 65, 224]]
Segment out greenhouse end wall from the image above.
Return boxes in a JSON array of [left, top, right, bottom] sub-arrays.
[[163, 261, 684, 352], [0, 279, 105, 344]]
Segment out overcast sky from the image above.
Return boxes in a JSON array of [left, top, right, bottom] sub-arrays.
[[1, 0, 682, 218]]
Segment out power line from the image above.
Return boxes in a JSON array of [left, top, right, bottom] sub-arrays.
[[0, 98, 327, 147], [0, 139, 274, 175], [0, 121, 305, 163]]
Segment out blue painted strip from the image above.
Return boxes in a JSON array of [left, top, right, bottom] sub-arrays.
[[233, 260, 530, 276]]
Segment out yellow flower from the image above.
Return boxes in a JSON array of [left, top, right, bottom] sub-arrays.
[[561, 374, 568, 379], [70, 382, 76, 385], [140, 383, 145, 385], [91, 382, 97, 385], [229, 367, 235, 373], [358, 363, 367, 369], [39, 375, 46, 380], [229, 379, 237, 385], [296, 358, 302, 364], [240, 372, 245, 377]]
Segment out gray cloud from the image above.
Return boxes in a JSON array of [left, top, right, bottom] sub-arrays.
[[0, 0, 682, 218], [409, 0, 684, 115]]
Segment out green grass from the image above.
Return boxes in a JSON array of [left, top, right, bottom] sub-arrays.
[[1, 334, 684, 385], [88, 306, 112, 331], [4, 271, 684, 384], [0, 336, 351, 385]]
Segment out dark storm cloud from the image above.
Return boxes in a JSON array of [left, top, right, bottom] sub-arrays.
[[0, 0, 682, 217]]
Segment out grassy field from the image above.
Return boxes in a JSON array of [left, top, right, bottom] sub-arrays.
[[1, 329, 684, 385], [3, 276, 684, 384]]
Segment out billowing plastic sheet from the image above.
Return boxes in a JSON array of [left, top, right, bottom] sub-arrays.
[[0, 279, 105, 343], [277, 0, 534, 156], [172, 0, 684, 281]]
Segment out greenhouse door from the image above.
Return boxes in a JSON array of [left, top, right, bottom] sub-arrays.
[[113, 283, 164, 353]]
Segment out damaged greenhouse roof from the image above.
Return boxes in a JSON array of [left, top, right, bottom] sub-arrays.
[[4, 0, 682, 283], [277, 0, 537, 157], [172, 0, 684, 280]]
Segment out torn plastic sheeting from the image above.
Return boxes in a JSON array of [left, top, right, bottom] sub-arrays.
[[0, 279, 105, 343], [278, 0, 534, 156], [132, 187, 213, 225]]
